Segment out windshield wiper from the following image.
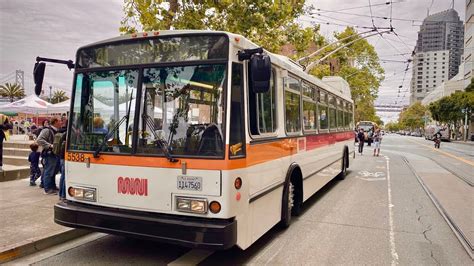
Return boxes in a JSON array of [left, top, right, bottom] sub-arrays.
[[93, 114, 129, 158], [94, 93, 133, 158], [143, 114, 178, 162]]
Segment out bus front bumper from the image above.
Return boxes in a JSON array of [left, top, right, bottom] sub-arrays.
[[54, 201, 237, 250]]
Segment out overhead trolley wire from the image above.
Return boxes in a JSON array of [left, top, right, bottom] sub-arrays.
[[315, 1, 398, 14], [310, 9, 470, 24], [368, 0, 377, 29]]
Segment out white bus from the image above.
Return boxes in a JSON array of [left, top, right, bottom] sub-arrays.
[[35, 30, 354, 250]]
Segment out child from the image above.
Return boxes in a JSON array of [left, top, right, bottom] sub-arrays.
[[28, 143, 41, 186]]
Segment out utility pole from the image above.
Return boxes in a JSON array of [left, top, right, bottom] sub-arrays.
[[49, 86, 52, 102], [462, 108, 469, 141]]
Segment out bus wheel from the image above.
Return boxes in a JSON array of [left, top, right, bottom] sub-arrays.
[[337, 148, 348, 180], [280, 180, 294, 228]]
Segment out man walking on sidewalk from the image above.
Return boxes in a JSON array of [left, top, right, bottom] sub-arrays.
[[36, 117, 61, 195], [357, 128, 365, 155]]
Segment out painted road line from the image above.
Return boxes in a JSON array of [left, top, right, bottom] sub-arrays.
[[408, 139, 474, 167], [385, 156, 399, 266], [167, 249, 214, 266]]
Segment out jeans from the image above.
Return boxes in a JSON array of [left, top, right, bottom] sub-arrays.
[[59, 159, 66, 198], [29, 165, 41, 184], [358, 140, 364, 153], [43, 153, 59, 192]]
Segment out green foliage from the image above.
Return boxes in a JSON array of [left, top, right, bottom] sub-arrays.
[[120, 3, 384, 124], [429, 91, 474, 125], [0, 83, 25, 102], [120, 0, 314, 53], [385, 122, 400, 132], [51, 89, 69, 104], [399, 102, 427, 130], [308, 27, 384, 122]]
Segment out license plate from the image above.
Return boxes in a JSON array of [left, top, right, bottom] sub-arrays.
[[177, 176, 202, 191]]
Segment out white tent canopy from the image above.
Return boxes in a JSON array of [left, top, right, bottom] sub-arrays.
[[48, 98, 113, 113], [0, 94, 51, 114]]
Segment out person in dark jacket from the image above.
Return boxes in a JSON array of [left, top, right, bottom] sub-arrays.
[[58, 119, 67, 200], [28, 143, 41, 186], [36, 117, 61, 194], [0, 115, 12, 171], [357, 128, 365, 155]]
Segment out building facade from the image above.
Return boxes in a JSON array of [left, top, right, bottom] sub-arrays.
[[464, 0, 474, 87], [410, 50, 450, 103], [410, 9, 464, 104]]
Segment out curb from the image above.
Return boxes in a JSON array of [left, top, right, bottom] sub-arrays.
[[0, 229, 90, 263]]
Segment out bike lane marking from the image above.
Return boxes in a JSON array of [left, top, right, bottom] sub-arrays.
[[407, 139, 474, 167], [385, 155, 399, 265]]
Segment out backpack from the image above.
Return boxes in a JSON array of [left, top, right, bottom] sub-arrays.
[[52, 132, 66, 155]]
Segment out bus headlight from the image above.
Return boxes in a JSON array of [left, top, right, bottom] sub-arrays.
[[176, 197, 207, 214], [68, 186, 96, 202]]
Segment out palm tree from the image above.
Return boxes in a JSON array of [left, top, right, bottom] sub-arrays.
[[51, 90, 69, 103], [0, 83, 25, 102]]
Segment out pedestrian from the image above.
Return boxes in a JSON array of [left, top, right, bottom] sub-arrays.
[[58, 119, 68, 201], [357, 128, 365, 155], [36, 117, 61, 195], [28, 143, 41, 186], [0, 115, 12, 171], [373, 129, 382, 156], [367, 129, 373, 146]]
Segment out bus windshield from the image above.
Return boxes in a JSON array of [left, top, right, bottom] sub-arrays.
[[68, 64, 226, 158], [137, 64, 226, 157]]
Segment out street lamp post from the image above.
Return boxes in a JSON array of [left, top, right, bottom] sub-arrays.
[[462, 108, 470, 142]]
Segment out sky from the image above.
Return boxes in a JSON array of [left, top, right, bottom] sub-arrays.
[[0, 0, 466, 122]]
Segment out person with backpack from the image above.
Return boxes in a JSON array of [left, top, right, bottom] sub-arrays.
[[36, 117, 61, 195], [58, 119, 68, 201]]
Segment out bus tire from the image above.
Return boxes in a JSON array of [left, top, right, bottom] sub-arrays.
[[279, 180, 294, 228], [337, 146, 348, 180]]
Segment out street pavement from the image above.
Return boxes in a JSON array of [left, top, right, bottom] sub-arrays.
[[2, 135, 473, 264], [0, 175, 88, 263]]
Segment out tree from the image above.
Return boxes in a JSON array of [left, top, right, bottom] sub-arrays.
[[429, 91, 474, 138], [385, 122, 401, 132], [51, 90, 69, 104], [466, 77, 474, 93], [399, 102, 427, 131], [308, 27, 385, 122], [0, 83, 25, 102], [120, 0, 316, 53]]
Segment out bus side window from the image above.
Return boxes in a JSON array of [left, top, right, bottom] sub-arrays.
[[248, 67, 276, 136], [229, 63, 245, 158]]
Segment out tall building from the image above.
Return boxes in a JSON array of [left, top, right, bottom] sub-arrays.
[[464, 0, 473, 87], [411, 50, 450, 103], [410, 9, 464, 104]]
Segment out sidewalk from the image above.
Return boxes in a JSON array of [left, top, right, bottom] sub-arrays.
[[0, 175, 89, 263]]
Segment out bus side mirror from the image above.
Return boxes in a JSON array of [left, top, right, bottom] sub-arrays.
[[250, 54, 271, 93], [33, 62, 46, 96]]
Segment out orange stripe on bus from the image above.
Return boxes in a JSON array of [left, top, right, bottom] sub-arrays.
[[66, 131, 353, 170]]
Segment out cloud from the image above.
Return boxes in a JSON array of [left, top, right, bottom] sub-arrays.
[[0, 0, 123, 95]]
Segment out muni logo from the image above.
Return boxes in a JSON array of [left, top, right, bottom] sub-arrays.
[[117, 177, 148, 196]]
